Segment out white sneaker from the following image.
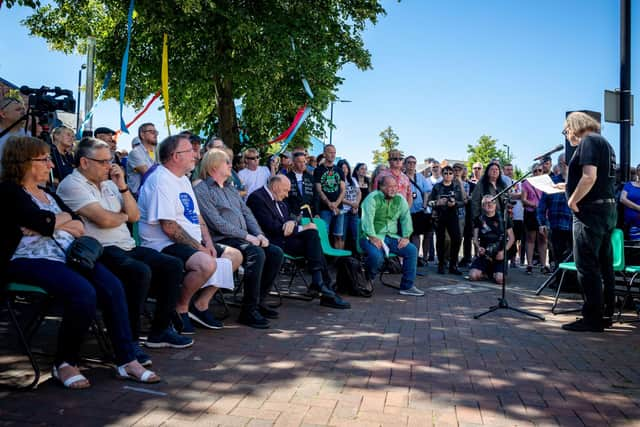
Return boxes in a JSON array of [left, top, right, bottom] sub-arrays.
[[399, 286, 425, 296]]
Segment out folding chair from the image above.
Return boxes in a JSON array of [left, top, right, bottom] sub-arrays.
[[270, 253, 313, 306], [551, 228, 625, 314], [619, 264, 640, 322], [355, 226, 399, 289]]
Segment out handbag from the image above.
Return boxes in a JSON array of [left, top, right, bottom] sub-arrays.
[[55, 235, 104, 274]]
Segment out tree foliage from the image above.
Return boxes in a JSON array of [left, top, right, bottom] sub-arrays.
[[372, 126, 399, 166], [14, 0, 386, 151], [466, 134, 512, 170]]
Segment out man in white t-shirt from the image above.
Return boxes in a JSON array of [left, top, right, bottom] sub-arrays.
[[138, 134, 242, 334], [237, 148, 271, 199], [57, 138, 193, 355]]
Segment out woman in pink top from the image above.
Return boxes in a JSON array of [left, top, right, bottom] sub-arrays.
[[521, 165, 549, 274]]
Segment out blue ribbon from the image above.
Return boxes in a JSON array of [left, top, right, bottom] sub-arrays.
[[77, 71, 112, 138], [302, 78, 314, 99], [119, 0, 135, 133]]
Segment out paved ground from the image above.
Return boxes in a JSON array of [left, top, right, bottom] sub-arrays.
[[1, 264, 640, 427]]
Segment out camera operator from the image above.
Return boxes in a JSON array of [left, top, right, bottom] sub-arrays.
[[428, 165, 464, 275], [0, 96, 28, 172], [469, 195, 515, 285]]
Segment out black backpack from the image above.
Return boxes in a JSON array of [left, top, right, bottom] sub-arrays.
[[336, 256, 374, 297]]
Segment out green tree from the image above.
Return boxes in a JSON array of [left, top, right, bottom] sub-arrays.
[[466, 134, 512, 170], [11, 0, 385, 152], [372, 126, 399, 166]]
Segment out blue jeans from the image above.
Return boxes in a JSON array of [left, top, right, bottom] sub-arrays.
[[6, 259, 136, 366], [319, 210, 345, 237], [360, 236, 417, 290], [343, 212, 360, 249]]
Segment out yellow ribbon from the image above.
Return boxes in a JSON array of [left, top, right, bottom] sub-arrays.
[[162, 33, 171, 135]]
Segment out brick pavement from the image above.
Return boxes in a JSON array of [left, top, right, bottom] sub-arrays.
[[1, 265, 640, 426]]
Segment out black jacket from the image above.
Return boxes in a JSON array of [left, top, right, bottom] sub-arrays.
[[285, 170, 315, 216], [246, 186, 297, 249], [0, 181, 79, 284]]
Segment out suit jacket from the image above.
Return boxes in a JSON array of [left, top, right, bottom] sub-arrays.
[[246, 186, 297, 249]]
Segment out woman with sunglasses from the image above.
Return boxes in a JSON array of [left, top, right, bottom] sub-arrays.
[[0, 136, 160, 388], [521, 164, 549, 274]]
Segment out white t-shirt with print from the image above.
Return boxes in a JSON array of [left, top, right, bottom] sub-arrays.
[[238, 166, 271, 199], [138, 165, 202, 251], [57, 169, 136, 250]]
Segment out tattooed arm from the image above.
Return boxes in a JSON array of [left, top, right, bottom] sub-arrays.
[[160, 219, 207, 252]]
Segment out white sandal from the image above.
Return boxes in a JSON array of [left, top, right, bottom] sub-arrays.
[[52, 362, 90, 389], [115, 364, 161, 384]]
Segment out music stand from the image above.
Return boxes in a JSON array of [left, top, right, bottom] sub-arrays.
[[474, 171, 545, 321]]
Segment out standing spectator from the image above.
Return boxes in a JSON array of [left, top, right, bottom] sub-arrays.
[[541, 155, 553, 176], [460, 165, 476, 266], [522, 165, 549, 274], [620, 163, 640, 240], [138, 135, 239, 333], [353, 162, 370, 210], [57, 138, 193, 351], [238, 148, 271, 199], [337, 159, 361, 250], [429, 165, 464, 274], [126, 122, 158, 197], [503, 163, 524, 266], [307, 155, 317, 171], [188, 135, 203, 183], [313, 144, 346, 249], [562, 111, 617, 332], [470, 162, 483, 184], [404, 155, 433, 266], [471, 162, 506, 223], [195, 149, 284, 329], [50, 126, 76, 184], [286, 151, 315, 215], [537, 154, 572, 269], [373, 149, 413, 207], [453, 163, 469, 246], [360, 176, 423, 296], [94, 127, 122, 167], [429, 160, 443, 186], [279, 152, 291, 174]]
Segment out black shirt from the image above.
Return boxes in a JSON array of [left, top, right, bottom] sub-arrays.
[[313, 164, 345, 209], [475, 213, 513, 248], [566, 133, 616, 204]]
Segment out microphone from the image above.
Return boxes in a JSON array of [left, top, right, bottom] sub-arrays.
[[533, 144, 564, 161]]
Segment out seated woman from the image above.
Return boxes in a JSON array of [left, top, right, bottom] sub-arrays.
[[0, 136, 159, 389], [621, 164, 640, 240]]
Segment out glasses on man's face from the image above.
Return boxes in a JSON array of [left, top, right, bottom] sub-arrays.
[[174, 150, 193, 156], [0, 97, 21, 110], [142, 129, 158, 135], [389, 157, 403, 162], [87, 157, 112, 166], [473, 167, 482, 170], [30, 156, 52, 163]]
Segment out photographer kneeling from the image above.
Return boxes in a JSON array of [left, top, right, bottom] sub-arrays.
[[469, 195, 515, 285]]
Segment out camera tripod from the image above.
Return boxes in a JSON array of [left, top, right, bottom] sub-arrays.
[[473, 172, 545, 321]]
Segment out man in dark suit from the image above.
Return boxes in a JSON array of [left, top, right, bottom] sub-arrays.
[[247, 175, 350, 309]]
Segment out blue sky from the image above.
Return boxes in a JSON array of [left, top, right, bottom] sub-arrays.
[[1, 0, 638, 170]]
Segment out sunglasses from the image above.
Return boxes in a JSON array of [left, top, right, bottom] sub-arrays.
[[389, 157, 403, 161], [443, 171, 454, 175], [473, 167, 482, 170], [534, 169, 543, 173]]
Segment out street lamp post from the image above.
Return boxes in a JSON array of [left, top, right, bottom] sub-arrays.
[[503, 144, 510, 160], [328, 99, 352, 146], [76, 64, 87, 132]]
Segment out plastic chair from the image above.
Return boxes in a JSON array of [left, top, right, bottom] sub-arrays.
[[551, 228, 625, 314], [301, 217, 352, 257]]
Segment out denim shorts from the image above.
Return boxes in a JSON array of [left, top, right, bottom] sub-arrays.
[[319, 210, 345, 237]]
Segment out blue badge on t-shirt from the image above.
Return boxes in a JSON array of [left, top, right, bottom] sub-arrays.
[[179, 192, 199, 224]]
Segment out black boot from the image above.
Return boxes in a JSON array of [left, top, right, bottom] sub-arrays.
[[320, 294, 351, 309]]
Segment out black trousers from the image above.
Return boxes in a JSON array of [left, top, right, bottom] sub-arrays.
[[436, 211, 461, 268], [101, 245, 184, 338], [573, 204, 616, 325], [219, 238, 284, 310], [550, 228, 572, 266], [282, 229, 328, 282]]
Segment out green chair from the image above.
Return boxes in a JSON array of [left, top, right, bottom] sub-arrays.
[[551, 228, 625, 315], [2, 282, 50, 390], [301, 217, 352, 257], [620, 264, 640, 322], [355, 226, 399, 289]]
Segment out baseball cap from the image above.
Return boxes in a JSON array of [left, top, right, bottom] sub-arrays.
[[94, 127, 116, 135]]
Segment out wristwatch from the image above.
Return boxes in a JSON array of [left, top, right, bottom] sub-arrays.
[[118, 187, 129, 193]]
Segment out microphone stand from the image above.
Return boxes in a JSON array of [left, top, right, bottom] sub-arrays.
[[474, 171, 545, 321]]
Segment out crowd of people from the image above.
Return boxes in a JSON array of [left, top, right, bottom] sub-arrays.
[[2, 95, 640, 388]]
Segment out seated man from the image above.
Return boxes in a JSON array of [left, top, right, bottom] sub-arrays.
[[247, 175, 350, 309], [469, 195, 515, 285], [57, 138, 193, 354], [360, 175, 424, 296], [194, 149, 284, 329], [138, 135, 242, 333]]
